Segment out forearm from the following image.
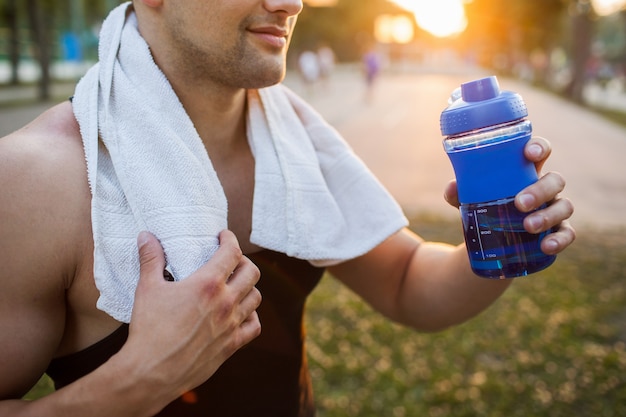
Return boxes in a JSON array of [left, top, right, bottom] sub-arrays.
[[398, 241, 511, 332], [0, 353, 172, 417]]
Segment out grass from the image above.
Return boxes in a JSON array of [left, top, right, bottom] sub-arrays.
[[306, 216, 626, 417], [24, 216, 626, 416]]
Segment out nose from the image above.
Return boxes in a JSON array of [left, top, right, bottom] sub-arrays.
[[263, 0, 303, 16]]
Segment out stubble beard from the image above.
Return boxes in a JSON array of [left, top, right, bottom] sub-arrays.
[[174, 27, 288, 91]]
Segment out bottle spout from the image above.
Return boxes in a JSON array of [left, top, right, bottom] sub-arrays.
[[448, 87, 462, 105], [461, 76, 501, 102]]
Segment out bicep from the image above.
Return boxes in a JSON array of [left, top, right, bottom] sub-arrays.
[[0, 236, 67, 399], [327, 228, 423, 323], [0, 138, 69, 398], [0, 288, 65, 399]]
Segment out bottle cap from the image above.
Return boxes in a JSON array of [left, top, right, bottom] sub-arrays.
[[440, 76, 528, 136]]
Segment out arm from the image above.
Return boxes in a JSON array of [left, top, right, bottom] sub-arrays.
[[0, 104, 262, 416], [0, 231, 262, 417], [329, 136, 575, 332]]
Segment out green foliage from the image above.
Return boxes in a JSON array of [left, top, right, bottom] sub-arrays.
[[306, 218, 626, 417]]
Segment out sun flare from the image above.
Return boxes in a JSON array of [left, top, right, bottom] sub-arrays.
[[390, 0, 468, 38], [591, 0, 626, 15], [375, 15, 415, 44]]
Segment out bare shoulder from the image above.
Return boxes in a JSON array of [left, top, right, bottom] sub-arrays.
[[1, 101, 85, 176], [0, 101, 92, 398], [0, 101, 91, 272]]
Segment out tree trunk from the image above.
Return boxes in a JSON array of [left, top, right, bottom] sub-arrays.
[[26, 0, 51, 101], [565, 2, 594, 103], [3, 0, 20, 84]]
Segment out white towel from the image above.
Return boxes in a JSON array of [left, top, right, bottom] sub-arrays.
[[73, 2, 408, 323]]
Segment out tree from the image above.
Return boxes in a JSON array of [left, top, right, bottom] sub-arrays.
[[564, 0, 595, 103], [0, 0, 115, 96], [1, 0, 20, 85], [26, 0, 53, 100], [463, 0, 566, 76], [462, 0, 597, 102]]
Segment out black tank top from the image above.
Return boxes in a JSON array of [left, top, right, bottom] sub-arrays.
[[46, 250, 324, 417]]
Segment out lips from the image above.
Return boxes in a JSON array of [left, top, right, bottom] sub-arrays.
[[248, 26, 289, 48], [249, 25, 289, 37]]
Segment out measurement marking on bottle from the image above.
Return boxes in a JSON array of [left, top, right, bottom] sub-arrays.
[[472, 210, 486, 259]]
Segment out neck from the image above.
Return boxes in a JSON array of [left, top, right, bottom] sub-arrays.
[[176, 79, 249, 154], [133, 3, 249, 153]]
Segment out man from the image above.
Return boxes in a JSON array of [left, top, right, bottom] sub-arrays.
[[0, 1, 575, 416]]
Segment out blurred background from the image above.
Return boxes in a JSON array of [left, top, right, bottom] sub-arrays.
[[295, 0, 625, 112], [1, 0, 625, 109]]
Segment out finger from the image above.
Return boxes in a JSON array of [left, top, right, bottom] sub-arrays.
[[226, 289, 262, 352], [443, 179, 460, 208], [137, 231, 167, 287], [540, 220, 576, 255], [241, 310, 261, 330], [525, 136, 552, 173], [227, 258, 260, 294], [523, 197, 575, 234], [516, 171, 566, 212], [237, 310, 262, 346], [188, 230, 243, 283], [237, 287, 262, 324]]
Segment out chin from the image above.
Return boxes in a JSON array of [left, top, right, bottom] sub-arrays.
[[242, 66, 286, 89]]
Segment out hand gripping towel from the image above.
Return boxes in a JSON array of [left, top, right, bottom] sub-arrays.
[[72, 3, 408, 323]]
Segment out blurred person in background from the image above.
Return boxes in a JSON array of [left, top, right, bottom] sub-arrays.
[[316, 43, 335, 88], [297, 48, 321, 94], [362, 45, 383, 102]]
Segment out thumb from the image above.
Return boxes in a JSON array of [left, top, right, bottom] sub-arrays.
[[137, 231, 166, 287], [443, 179, 460, 208]]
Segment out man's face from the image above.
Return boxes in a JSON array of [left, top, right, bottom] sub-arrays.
[[161, 0, 302, 89]]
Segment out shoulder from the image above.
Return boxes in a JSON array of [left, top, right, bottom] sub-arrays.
[[0, 100, 91, 285], [0, 101, 93, 398], [1, 101, 85, 180], [0, 100, 88, 200], [1, 101, 85, 175]]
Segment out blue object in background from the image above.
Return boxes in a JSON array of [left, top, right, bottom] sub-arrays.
[[61, 32, 83, 61]]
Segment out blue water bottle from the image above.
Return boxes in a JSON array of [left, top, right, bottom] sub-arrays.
[[440, 76, 556, 279]]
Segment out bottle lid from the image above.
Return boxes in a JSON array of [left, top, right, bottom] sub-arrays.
[[440, 76, 528, 136]]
